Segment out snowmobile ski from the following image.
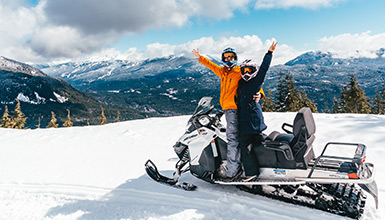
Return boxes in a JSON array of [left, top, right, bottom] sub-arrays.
[[145, 159, 197, 191]]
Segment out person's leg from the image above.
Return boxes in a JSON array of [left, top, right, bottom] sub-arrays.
[[224, 109, 241, 177], [250, 134, 264, 176], [239, 134, 259, 177]]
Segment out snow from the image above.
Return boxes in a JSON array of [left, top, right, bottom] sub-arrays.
[[0, 112, 384, 220], [53, 92, 68, 103]]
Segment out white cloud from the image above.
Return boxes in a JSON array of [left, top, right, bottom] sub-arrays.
[[255, 0, 345, 10], [77, 35, 303, 66], [318, 31, 385, 58]]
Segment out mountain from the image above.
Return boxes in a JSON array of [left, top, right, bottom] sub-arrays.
[[0, 112, 383, 219], [38, 51, 385, 115], [38, 56, 220, 116], [285, 49, 385, 66], [0, 56, 149, 128]]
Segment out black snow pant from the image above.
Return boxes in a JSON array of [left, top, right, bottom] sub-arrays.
[[239, 134, 263, 177]]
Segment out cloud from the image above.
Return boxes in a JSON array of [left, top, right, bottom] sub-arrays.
[[42, 0, 252, 35], [78, 35, 303, 66], [254, 0, 345, 10], [318, 31, 385, 58], [0, 0, 254, 62]]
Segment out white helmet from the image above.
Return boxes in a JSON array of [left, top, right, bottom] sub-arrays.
[[240, 59, 259, 81]]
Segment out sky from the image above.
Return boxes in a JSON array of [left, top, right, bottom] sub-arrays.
[[1, 0, 385, 65]]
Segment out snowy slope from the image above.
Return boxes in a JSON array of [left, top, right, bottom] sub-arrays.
[[0, 112, 384, 220]]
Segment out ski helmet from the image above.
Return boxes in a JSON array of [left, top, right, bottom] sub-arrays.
[[221, 47, 238, 68], [240, 59, 259, 81]]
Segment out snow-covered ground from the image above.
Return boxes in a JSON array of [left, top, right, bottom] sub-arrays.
[[0, 112, 384, 220]]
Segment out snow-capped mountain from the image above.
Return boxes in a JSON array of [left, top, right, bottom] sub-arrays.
[[36, 51, 385, 115], [0, 56, 46, 77], [285, 48, 385, 66], [0, 57, 107, 127]]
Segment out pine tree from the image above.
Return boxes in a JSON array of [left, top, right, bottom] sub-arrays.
[[11, 99, 27, 129], [115, 110, 120, 122], [323, 101, 331, 113], [47, 111, 59, 128], [36, 117, 41, 129], [340, 74, 371, 113], [261, 89, 275, 112], [99, 105, 107, 125], [372, 85, 385, 114], [332, 96, 342, 113], [275, 72, 290, 112], [1, 106, 12, 128], [275, 73, 317, 112], [63, 109, 73, 127]]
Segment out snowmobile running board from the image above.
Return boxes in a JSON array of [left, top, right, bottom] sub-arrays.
[[214, 179, 306, 185]]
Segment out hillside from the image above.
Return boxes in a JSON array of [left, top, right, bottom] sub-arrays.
[[0, 57, 151, 128], [38, 51, 385, 115]]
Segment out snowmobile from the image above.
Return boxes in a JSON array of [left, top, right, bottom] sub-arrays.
[[145, 97, 378, 219]]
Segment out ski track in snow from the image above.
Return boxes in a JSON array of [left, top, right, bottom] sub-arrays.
[[0, 113, 384, 220]]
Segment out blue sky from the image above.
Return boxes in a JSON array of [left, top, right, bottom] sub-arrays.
[[2, 0, 385, 64]]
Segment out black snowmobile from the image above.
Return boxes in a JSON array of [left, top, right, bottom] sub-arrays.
[[145, 97, 378, 219]]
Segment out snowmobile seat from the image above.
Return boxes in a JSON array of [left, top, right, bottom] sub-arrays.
[[256, 107, 316, 169], [289, 107, 316, 168]]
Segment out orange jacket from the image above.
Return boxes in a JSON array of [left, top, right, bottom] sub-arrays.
[[199, 56, 264, 110]]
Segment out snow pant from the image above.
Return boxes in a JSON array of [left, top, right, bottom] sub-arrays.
[[224, 109, 241, 177], [239, 134, 263, 177]]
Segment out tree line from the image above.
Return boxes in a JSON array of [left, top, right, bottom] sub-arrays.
[[1, 102, 120, 129], [261, 72, 385, 114], [1, 72, 384, 129]]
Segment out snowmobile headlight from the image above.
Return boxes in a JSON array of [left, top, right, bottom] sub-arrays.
[[198, 115, 210, 126]]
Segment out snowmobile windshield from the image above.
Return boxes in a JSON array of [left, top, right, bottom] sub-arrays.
[[192, 97, 214, 117]]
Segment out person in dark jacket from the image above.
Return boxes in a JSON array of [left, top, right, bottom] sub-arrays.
[[236, 41, 277, 181]]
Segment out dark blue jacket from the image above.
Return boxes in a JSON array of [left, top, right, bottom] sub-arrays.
[[237, 51, 272, 135]]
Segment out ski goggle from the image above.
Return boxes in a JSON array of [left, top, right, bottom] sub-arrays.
[[223, 53, 235, 60], [242, 67, 254, 73]]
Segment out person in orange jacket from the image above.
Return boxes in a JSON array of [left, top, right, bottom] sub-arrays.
[[192, 47, 264, 181]]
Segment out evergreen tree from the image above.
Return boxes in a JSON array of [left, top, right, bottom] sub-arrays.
[[99, 105, 107, 125], [340, 74, 371, 113], [11, 99, 27, 129], [323, 101, 331, 113], [115, 110, 120, 122], [275, 73, 318, 112], [261, 89, 275, 112], [332, 96, 342, 113], [36, 117, 41, 129], [47, 111, 59, 128], [372, 85, 385, 114], [275, 72, 290, 112], [1, 106, 12, 128], [63, 109, 73, 127], [298, 90, 318, 113]]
